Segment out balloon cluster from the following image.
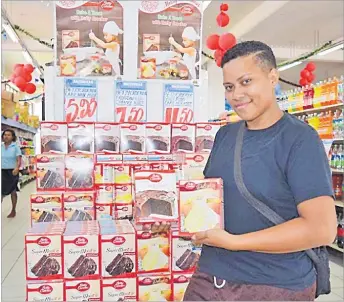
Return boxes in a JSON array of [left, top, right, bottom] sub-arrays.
[[9, 64, 37, 94], [206, 3, 237, 67], [299, 62, 316, 87]]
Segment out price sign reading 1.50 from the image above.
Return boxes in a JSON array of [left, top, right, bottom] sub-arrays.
[[164, 107, 194, 123], [65, 98, 97, 123], [116, 107, 145, 123]]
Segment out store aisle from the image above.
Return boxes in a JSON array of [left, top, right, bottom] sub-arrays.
[[1, 182, 343, 301]]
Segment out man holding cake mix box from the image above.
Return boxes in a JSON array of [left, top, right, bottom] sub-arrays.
[[152, 41, 337, 301]]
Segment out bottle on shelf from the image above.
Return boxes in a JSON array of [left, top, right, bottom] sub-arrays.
[[330, 77, 339, 105], [331, 145, 338, 169], [336, 145, 343, 170], [337, 214, 344, 249], [313, 82, 322, 108], [338, 75, 344, 104]]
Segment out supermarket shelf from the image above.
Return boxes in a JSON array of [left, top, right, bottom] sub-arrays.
[[290, 103, 343, 115], [328, 243, 344, 253], [332, 169, 343, 174], [19, 175, 36, 187], [335, 200, 344, 208], [1, 116, 37, 134]]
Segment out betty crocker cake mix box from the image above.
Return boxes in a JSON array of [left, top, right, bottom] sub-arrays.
[[64, 279, 101, 301], [172, 273, 193, 301], [101, 277, 137, 301], [30, 193, 63, 225], [138, 273, 172, 301], [26, 280, 64, 302]]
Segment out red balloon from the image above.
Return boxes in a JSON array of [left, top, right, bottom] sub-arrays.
[[20, 85, 26, 92], [220, 3, 229, 11], [14, 76, 26, 89], [219, 33, 236, 51], [214, 49, 224, 61], [307, 73, 315, 83], [14, 66, 26, 78], [13, 64, 24, 71], [25, 83, 36, 94], [24, 73, 32, 83], [299, 78, 308, 86], [24, 64, 34, 74], [10, 75, 16, 83], [300, 69, 310, 79], [306, 62, 316, 72], [206, 34, 220, 50], [216, 12, 230, 27]]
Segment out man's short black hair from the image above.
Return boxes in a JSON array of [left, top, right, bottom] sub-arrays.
[[2, 129, 17, 142], [221, 41, 277, 70]]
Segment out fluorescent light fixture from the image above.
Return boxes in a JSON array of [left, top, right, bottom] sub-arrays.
[[2, 23, 18, 43], [317, 43, 344, 56], [278, 61, 302, 71], [202, 1, 212, 11], [22, 50, 33, 63]]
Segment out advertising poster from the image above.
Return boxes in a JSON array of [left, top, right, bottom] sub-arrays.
[[138, 1, 202, 81], [55, 0, 124, 77], [64, 78, 98, 122], [115, 81, 147, 123], [163, 83, 194, 123]]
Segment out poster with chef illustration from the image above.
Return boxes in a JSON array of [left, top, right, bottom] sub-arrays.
[[138, 1, 202, 80], [55, 0, 124, 77]]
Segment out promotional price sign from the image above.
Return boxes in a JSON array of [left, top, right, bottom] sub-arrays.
[[64, 78, 98, 122], [163, 84, 194, 123], [115, 81, 147, 123]]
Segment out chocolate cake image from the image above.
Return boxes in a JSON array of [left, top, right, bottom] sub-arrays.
[[68, 209, 93, 221], [68, 172, 93, 189], [195, 135, 214, 152], [37, 211, 60, 223], [95, 135, 119, 153], [135, 190, 175, 217], [68, 135, 92, 153], [146, 44, 159, 51], [31, 255, 60, 277], [68, 255, 97, 278], [105, 254, 134, 276], [41, 136, 66, 153], [40, 170, 64, 189], [176, 249, 199, 271], [171, 136, 194, 152], [121, 135, 144, 152], [147, 136, 170, 153], [65, 41, 78, 48]]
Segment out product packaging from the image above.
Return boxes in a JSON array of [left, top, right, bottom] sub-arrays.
[[36, 154, 65, 191], [101, 278, 137, 301], [134, 170, 178, 222], [179, 179, 224, 236], [172, 273, 193, 302], [63, 192, 95, 221], [96, 154, 123, 164], [140, 57, 156, 79], [100, 220, 136, 278], [195, 123, 220, 152], [96, 185, 114, 205], [95, 123, 120, 154], [64, 279, 101, 301], [146, 123, 171, 154], [26, 280, 64, 302], [95, 204, 114, 221], [68, 123, 95, 154], [60, 55, 76, 77], [62, 30, 80, 49], [30, 193, 63, 225], [114, 184, 132, 205], [120, 123, 146, 154], [171, 124, 196, 153], [138, 273, 172, 301], [95, 164, 115, 185], [143, 34, 160, 52], [114, 165, 132, 184], [183, 153, 209, 180], [113, 203, 133, 221], [40, 122, 68, 153], [65, 154, 94, 190]]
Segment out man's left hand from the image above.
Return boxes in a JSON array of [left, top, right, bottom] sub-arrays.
[[12, 168, 19, 176], [192, 229, 238, 250]]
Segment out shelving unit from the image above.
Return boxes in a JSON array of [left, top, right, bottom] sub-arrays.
[[335, 200, 343, 208], [1, 115, 37, 134], [329, 243, 344, 253], [289, 103, 343, 115]]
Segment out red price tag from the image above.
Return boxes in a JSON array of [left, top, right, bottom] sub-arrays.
[[65, 98, 97, 123], [164, 107, 194, 123], [115, 107, 145, 123]]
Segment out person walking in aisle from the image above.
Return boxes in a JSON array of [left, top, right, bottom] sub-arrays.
[[1, 129, 22, 218]]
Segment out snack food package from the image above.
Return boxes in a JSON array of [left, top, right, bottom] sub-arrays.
[[136, 229, 170, 274], [40, 122, 67, 153], [171, 124, 196, 153], [172, 273, 193, 302], [68, 123, 94, 154], [95, 123, 120, 154], [120, 123, 146, 154], [36, 154, 65, 191], [138, 273, 172, 301], [179, 179, 224, 236], [172, 232, 201, 273], [143, 34, 160, 52], [134, 170, 178, 222], [146, 123, 171, 154], [63, 192, 95, 222], [31, 193, 63, 225], [100, 220, 136, 278], [64, 279, 101, 301], [183, 153, 209, 180], [65, 154, 94, 190], [96, 185, 114, 205], [26, 280, 64, 302], [195, 123, 220, 152], [95, 164, 115, 185]]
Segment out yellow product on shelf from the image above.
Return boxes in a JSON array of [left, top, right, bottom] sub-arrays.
[[313, 83, 322, 108], [19, 102, 30, 125], [308, 114, 320, 130], [28, 115, 39, 128]]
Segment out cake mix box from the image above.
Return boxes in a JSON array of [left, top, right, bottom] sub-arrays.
[[31, 193, 63, 225], [96, 154, 122, 164], [171, 124, 195, 153], [40, 122, 67, 154], [120, 123, 146, 154], [95, 164, 115, 185], [62, 29, 80, 49], [101, 277, 137, 301], [113, 203, 133, 221], [172, 273, 193, 302], [95, 123, 120, 154], [100, 220, 136, 278], [63, 192, 95, 222], [183, 153, 210, 180], [64, 279, 101, 301], [65, 154, 94, 190], [114, 184, 132, 204], [143, 34, 160, 52], [136, 229, 170, 274], [138, 273, 172, 301], [26, 280, 64, 302], [195, 123, 220, 152], [114, 165, 132, 184], [172, 232, 201, 273], [68, 122, 95, 154], [179, 179, 224, 236], [134, 170, 178, 223], [95, 203, 114, 220], [96, 185, 114, 204], [146, 123, 171, 154], [36, 154, 65, 191]]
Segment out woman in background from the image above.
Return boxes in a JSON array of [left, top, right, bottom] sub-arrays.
[[1, 129, 22, 218]]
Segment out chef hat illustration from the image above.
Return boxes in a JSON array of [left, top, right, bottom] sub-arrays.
[[103, 21, 123, 36], [182, 26, 200, 41]]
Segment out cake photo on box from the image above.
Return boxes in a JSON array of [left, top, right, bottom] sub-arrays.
[[146, 123, 171, 154], [172, 273, 193, 302], [138, 273, 172, 302], [195, 123, 220, 152], [171, 124, 196, 153], [120, 123, 146, 154], [40, 122, 68, 153], [63, 192, 95, 222], [31, 194, 63, 225], [65, 154, 94, 190], [36, 154, 65, 191], [68, 123, 94, 153], [95, 123, 120, 154], [101, 278, 137, 302], [179, 179, 224, 236]]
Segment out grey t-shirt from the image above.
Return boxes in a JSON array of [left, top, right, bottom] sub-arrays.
[[198, 113, 334, 290]]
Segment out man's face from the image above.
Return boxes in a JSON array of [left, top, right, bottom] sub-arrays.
[[3, 132, 13, 143], [222, 55, 278, 122]]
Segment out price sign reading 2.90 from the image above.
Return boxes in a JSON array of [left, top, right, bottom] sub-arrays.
[[115, 81, 147, 123], [64, 78, 98, 123], [163, 84, 194, 123]]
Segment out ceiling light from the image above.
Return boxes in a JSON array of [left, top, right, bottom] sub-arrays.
[[2, 23, 18, 43], [278, 61, 302, 72], [317, 43, 344, 56]]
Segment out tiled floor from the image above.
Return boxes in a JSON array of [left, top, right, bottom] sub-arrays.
[[1, 182, 343, 301]]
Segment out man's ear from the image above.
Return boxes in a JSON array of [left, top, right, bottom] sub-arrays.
[[269, 68, 279, 87]]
